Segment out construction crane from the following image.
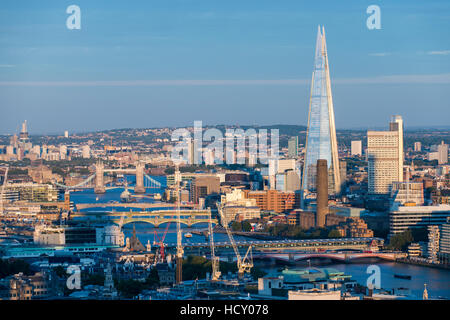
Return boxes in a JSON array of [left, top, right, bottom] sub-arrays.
[[208, 209, 221, 281], [153, 222, 171, 262], [217, 203, 253, 279], [175, 164, 184, 283], [0, 166, 9, 215]]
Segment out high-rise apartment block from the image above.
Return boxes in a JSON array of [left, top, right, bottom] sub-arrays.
[[351, 140, 362, 156], [428, 225, 440, 263], [414, 141, 422, 152], [367, 115, 404, 194], [288, 136, 299, 158], [428, 141, 448, 164]]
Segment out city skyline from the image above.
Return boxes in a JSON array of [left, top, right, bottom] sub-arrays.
[[1, 1, 450, 133]]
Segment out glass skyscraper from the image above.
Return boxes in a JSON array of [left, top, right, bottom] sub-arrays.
[[301, 26, 341, 196]]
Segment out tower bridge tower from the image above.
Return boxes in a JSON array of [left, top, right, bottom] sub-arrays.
[[94, 161, 106, 194], [134, 161, 146, 194]]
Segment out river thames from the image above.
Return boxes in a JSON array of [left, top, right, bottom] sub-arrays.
[[70, 179, 450, 300]]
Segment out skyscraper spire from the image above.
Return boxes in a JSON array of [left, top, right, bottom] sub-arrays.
[[302, 26, 341, 198]]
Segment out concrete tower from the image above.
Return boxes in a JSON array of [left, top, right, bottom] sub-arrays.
[[302, 26, 340, 202]]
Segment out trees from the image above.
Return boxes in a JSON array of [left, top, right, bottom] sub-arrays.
[[328, 229, 342, 238], [388, 230, 414, 251], [145, 268, 159, 288], [0, 258, 32, 278], [241, 221, 252, 232], [230, 221, 242, 232]]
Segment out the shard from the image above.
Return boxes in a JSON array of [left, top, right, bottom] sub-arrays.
[[301, 26, 341, 197]]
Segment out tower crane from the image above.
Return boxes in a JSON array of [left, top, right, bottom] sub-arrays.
[[0, 166, 9, 215], [208, 209, 221, 281], [217, 203, 253, 279]]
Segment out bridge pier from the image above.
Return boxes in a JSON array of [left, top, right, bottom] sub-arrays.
[[134, 161, 146, 194]]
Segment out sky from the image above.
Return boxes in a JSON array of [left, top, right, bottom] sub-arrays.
[[1, 0, 450, 134]]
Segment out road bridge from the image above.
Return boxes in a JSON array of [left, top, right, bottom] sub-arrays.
[[70, 209, 217, 227], [75, 202, 195, 210]]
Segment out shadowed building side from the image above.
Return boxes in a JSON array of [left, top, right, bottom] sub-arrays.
[[316, 159, 329, 228]]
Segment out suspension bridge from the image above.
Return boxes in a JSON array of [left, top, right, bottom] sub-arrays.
[[54, 161, 163, 193]]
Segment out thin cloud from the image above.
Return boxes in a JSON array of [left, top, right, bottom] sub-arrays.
[[0, 64, 15, 68], [0, 74, 449, 87], [427, 50, 450, 55], [369, 52, 391, 57]]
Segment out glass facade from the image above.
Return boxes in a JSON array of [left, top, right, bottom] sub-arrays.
[[302, 26, 340, 195]]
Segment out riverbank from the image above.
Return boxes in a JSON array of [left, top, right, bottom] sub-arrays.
[[396, 258, 450, 271]]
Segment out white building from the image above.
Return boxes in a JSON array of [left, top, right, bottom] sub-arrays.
[[258, 277, 284, 296], [389, 204, 450, 238], [351, 140, 362, 156], [367, 115, 403, 194], [414, 142, 422, 152], [59, 145, 67, 160], [82, 145, 91, 159], [288, 288, 341, 300]]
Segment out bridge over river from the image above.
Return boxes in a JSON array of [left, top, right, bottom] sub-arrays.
[[71, 209, 217, 227], [75, 202, 195, 210]]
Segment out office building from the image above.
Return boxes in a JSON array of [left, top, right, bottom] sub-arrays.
[[190, 175, 220, 204], [427, 142, 448, 164], [302, 26, 341, 196], [414, 142, 422, 152], [81, 145, 91, 159], [439, 218, 450, 265], [390, 181, 424, 206], [427, 225, 440, 263], [288, 136, 299, 158], [367, 115, 404, 194], [389, 203, 450, 238], [243, 189, 300, 214], [351, 140, 362, 156], [19, 120, 30, 144], [437, 141, 448, 164]]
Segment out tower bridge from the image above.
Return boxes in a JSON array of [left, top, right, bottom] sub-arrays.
[[54, 161, 163, 194]]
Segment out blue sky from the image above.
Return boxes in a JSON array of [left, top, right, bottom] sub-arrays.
[[1, 0, 450, 134]]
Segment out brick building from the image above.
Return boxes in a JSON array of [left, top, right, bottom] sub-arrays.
[[243, 190, 300, 214]]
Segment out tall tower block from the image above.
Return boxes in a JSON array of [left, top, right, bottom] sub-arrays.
[[316, 159, 329, 228], [302, 26, 341, 200]]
